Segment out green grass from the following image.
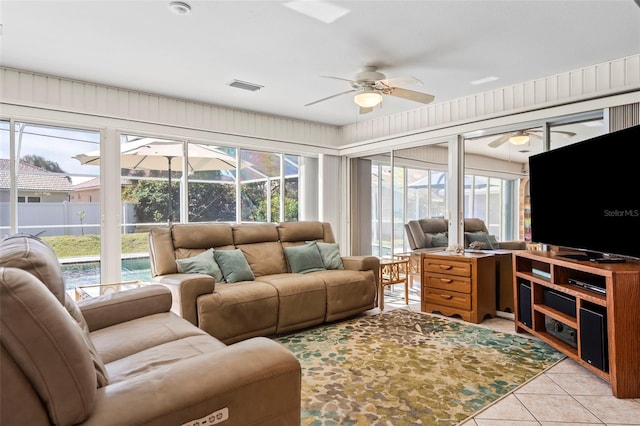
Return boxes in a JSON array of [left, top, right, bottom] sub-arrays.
[[42, 233, 149, 259]]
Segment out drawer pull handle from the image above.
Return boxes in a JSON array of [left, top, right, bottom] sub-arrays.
[[440, 278, 453, 283], [439, 265, 453, 270], [440, 294, 453, 300]]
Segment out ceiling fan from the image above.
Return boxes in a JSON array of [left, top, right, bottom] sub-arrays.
[[304, 66, 435, 114], [488, 129, 577, 148]]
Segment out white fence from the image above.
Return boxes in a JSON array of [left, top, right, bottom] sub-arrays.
[[0, 202, 137, 237]]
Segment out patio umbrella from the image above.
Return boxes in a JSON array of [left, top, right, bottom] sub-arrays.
[[73, 138, 237, 221]]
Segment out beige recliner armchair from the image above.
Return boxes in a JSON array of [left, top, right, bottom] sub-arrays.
[[406, 218, 526, 251], [0, 234, 301, 426]]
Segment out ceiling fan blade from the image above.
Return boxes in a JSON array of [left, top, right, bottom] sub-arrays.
[[528, 130, 577, 138], [380, 76, 423, 87], [387, 87, 435, 104], [321, 75, 357, 84], [488, 134, 512, 148], [553, 130, 577, 137], [304, 89, 357, 107], [527, 132, 542, 140], [359, 106, 373, 114]]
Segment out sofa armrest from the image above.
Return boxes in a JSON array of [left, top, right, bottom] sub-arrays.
[[497, 241, 527, 250], [342, 255, 380, 288], [81, 337, 301, 426], [78, 285, 172, 332], [341, 255, 380, 271], [151, 273, 215, 327]]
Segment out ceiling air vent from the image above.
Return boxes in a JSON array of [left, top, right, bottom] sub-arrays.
[[227, 80, 263, 92]]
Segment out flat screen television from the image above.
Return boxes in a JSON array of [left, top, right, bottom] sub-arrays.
[[528, 124, 640, 262]]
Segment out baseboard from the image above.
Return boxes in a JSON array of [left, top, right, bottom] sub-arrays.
[[496, 310, 515, 320]]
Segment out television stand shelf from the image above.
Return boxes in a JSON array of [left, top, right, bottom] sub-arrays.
[[513, 251, 640, 398]]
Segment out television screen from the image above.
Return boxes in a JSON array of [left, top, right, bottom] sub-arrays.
[[529, 124, 640, 261]]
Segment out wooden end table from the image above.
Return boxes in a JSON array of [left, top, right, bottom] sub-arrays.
[[421, 251, 496, 323], [379, 257, 409, 311]]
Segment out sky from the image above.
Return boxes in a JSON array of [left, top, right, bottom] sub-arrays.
[[1, 122, 100, 181]]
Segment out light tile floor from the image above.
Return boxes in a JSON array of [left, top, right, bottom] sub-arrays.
[[378, 283, 640, 425]]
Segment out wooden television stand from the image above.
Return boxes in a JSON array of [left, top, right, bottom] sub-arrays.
[[513, 250, 640, 398]]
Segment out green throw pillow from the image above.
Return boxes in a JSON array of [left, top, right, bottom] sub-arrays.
[[431, 232, 449, 247], [284, 242, 326, 274], [315, 242, 344, 270], [464, 232, 495, 250], [175, 248, 225, 283], [213, 249, 255, 283]]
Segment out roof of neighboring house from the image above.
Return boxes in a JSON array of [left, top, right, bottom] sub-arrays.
[[73, 177, 100, 190], [0, 159, 74, 192]]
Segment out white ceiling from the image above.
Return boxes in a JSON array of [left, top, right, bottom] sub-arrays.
[[2, 0, 639, 130]]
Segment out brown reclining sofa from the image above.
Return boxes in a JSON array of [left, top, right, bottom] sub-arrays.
[[149, 221, 380, 344], [0, 234, 301, 426]]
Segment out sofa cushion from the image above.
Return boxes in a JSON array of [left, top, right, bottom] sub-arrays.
[[172, 223, 234, 249], [238, 242, 288, 277], [257, 273, 326, 333], [196, 282, 279, 344], [90, 311, 211, 364], [277, 220, 326, 243], [284, 242, 326, 274], [407, 218, 448, 248], [464, 218, 489, 234], [431, 232, 449, 247], [214, 249, 255, 283], [1, 267, 97, 425], [105, 334, 226, 383], [310, 269, 376, 321], [232, 223, 289, 276], [0, 234, 67, 304], [175, 248, 224, 283], [464, 232, 496, 249], [232, 223, 279, 245], [316, 242, 344, 270], [1, 234, 110, 388]]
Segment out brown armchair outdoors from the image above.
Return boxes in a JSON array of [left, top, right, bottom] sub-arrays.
[[405, 218, 526, 251]]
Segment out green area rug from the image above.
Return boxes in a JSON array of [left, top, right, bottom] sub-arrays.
[[276, 309, 564, 425]]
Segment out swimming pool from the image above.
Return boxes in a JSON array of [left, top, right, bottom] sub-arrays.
[[61, 256, 153, 289]]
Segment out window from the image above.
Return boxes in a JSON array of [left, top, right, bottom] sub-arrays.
[[17, 196, 42, 203], [371, 162, 448, 255], [283, 155, 299, 222], [1, 121, 101, 288], [240, 149, 300, 223], [187, 143, 237, 223], [463, 174, 513, 241]]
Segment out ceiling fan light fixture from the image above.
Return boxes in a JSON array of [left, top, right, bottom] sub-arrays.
[[509, 135, 530, 145], [354, 90, 382, 108]]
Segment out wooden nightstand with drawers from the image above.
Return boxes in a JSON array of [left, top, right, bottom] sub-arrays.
[[421, 251, 496, 324]]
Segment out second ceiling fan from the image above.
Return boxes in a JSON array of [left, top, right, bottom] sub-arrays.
[[488, 129, 577, 148], [304, 66, 435, 114]]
